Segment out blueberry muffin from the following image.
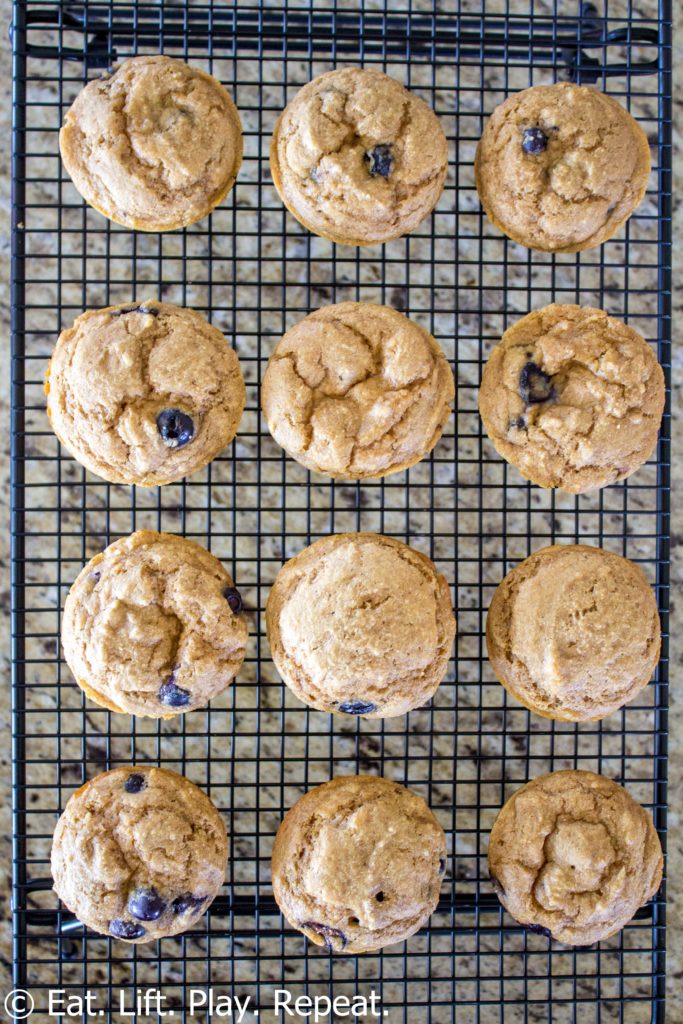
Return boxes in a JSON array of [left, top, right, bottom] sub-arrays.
[[486, 544, 660, 722], [46, 301, 245, 486], [272, 775, 447, 953], [51, 766, 228, 943], [60, 56, 243, 231], [478, 305, 665, 493], [488, 770, 663, 945], [62, 530, 248, 717], [270, 67, 448, 245], [261, 302, 454, 479], [475, 83, 651, 252], [266, 533, 455, 718]]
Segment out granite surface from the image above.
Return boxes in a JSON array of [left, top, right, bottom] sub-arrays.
[[1, 0, 12, 993], [0, 0, 680, 1019]]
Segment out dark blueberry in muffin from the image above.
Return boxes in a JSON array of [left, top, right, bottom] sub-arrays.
[[365, 145, 393, 178], [526, 923, 552, 938], [509, 416, 526, 431], [156, 409, 195, 449], [172, 893, 207, 915], [519, 362, 554, 405], [521, 127, 548, 155], [109, 919, 146, 940], [439, 857, 447, 874], [111, 304, 159, 317], [301, 921, 347, 952], [128, 888, 166, 922], [223, 587, 243, 614], [123, 773, 146, 794], [337, 700, 377, 715], [158, 679, 191, 708]]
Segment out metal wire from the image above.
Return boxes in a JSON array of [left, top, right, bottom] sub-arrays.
[[10, 2, 671, 1021]]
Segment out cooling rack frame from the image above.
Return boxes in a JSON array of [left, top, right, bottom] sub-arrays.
[[10, 2, 671, 1021]]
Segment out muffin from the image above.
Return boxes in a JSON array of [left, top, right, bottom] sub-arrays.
[[270, 67, 448, 245], [486, 544, 660, 722], [62, 530, 248, 717], [261, 302, 454, 479], [488, 770, 663, 945], [60, 55, 243, 231], [272, 775, 446, 953], [475, 83, 651, 252], [51, 766, 228, 943], [266, 533, 456, 718], [478, 304, 665, 493], [46, 301, 245, 486]]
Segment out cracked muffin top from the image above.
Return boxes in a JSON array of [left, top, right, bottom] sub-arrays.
[[486, 544, 660, 722], [270, 67, 448, 245], [478, 304, 665, 494], [261, 302, 455, 479], [266, 532, 456, 718], [272, 775, 447, 953], [60, 56, 243, 231], [488, 770, 663, 946], [475, 83, 651, 252], [52, 766, 228, 943], [46, 301, 245, 486], [62, 530, 248, 717]]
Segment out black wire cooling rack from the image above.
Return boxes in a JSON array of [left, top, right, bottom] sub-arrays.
[[10, 2, 672, 1022]]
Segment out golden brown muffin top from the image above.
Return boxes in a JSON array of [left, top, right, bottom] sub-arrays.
[[46, 301, 245, 486], [51, 766, 228, 943], [62, 531, 248, 717], [486, 544, 660, 722], [488, 770, 662, 946], [270, 67, 448, 245], [60, 56, 243, 230], [272, 775, 446, 953], [266, 533, 456, 718], [262, 302, 454, 479], [479, 304, 664, 494], [475, 83, 651, 252]]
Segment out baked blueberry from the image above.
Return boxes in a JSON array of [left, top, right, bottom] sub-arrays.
[[128, 888, 166, 922], [519, 362, 554, 405], [526, 923, 552, 938], [509, 416, 526, 431], [223, 587, 243, 614], [156, 408, 195, 449], [172, 893, 207, 915], [110, 304, 159, 318], [439, 857, 447, 874], [365, 145, 393, 178], [521, 127, 548, 155], [158, 679, 191, 708], [123, 773, 146, 794], [109, 918, 146, 940], [301, 921, 347, 952], [337, 700, 377, 715]]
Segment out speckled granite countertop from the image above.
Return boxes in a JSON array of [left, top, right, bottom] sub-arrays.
[[0, 0, 680, 1016]]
